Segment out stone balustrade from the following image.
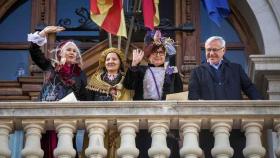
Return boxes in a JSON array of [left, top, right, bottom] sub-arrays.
[[0, 100, 280, 158]]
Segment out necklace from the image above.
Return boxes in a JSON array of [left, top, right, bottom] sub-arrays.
[[106, 73, 119, 81], [103, 72, 121, 86]]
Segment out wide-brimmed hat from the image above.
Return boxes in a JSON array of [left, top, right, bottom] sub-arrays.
[[143, 30, 176, 58]]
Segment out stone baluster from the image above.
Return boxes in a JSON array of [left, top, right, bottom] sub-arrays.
[[21, 120, 45, 158], [179, 119, 202, 158], [273, 119, 280, 157], [210, 119, 234, 158], [85, 120, 107, 158], [117, 119, 139, 158], [54, 120, 77, 158], [148, 120, 170, 158], [0, 120, 13, 158], [242, 119, 266, 158]]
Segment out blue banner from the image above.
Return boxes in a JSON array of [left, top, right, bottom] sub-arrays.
[[202, 0, 230, 27]]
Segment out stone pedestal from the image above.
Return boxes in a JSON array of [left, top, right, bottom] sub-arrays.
[[53, 120, 77, 158], [273, 119, 280, 157], [85, 120, 107, 158], [21, 120, 45, 158], [179, 119, 202, 158], [0, 121, 13, 158], [210, 119, 234, 158], [242, 119, 266, 158], [148, 120, 170, 158], [117, 120, 139, 158]]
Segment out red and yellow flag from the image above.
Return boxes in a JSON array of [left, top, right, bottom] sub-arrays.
[[142, 0, 160, 30], [90, 0, 127, 38]]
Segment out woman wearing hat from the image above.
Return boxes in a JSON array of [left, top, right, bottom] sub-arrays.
[[27, 26, 87, 101], [86, 47, 133, 101], [84, 47, 133, 158], [123, 30, 183, 100], [27, 25, 87, 158], [123, 30, 183, 158]]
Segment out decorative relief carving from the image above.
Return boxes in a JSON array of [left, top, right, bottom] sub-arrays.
[[185, 0, 192, 23], [40, 0, 46, 24]]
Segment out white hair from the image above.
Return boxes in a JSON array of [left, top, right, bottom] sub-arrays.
[[205, 36, 226, 47], [51, 41, 83, 66]]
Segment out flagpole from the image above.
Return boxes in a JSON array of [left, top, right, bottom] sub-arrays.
[[118, 36, 122, 49], [108, 33, 112, 48], [125, 0, 141, 57]]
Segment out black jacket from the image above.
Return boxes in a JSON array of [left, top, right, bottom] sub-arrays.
[[188, 59, 263, 100], [123, 64, 183, 100], [29, 43, 87, 101]]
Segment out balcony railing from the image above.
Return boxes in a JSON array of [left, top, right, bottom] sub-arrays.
[[0, 100, 280, 158]]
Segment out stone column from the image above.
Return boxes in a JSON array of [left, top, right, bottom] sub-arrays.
[[53, 120, 77, 158], [85, 119, 107, 158], [148, 120, 170, 158], [242, 119, 266, 158], [273, 119, 280, 157], [117, 119, 139, 158], [179, 119, 203, 158], [210, 119, 234, 158], [0, 120, 13, 158], [248, 55, 280, 99], [21, 120, 45, 158], [265, 75, 280, 99]]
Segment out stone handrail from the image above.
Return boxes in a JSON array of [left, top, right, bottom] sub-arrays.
[[1, 100, 280, 158], [0, 100, 280, 127]]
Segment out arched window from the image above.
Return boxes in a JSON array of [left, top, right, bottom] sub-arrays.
[[0, 0, 258, 80], [55, 0, 100, 52], [0, 0, 31, 80], [200, 1, 248, 72]]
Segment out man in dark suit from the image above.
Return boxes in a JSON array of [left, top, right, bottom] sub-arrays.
[[188, 36, 263, 158], [188, 36, 263, 100]]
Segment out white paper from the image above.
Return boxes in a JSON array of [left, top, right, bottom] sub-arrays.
[[59, 92, 78, 102]]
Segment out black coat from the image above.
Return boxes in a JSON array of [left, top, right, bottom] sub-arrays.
[[188, 60, 263, 100], [123, 64, 183, 100], [29, 43, 87, 101]]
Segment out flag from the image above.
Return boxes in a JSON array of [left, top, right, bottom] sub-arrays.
[[90, 0, 127, 37], [202, 0, 230, 27], [142, 0, 160, 30]]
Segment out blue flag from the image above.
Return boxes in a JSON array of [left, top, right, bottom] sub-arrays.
[[202, 0, 230, 27]]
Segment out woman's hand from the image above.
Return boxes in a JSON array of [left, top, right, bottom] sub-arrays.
[[131, 49, 144, 66], [39, 26, 65, 37]]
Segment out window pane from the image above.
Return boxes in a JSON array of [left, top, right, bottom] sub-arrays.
[[56, 0, 99, 41], [200, 0, 241, 43], [0, 0, 31, 42], [0, 51, 29, 80]]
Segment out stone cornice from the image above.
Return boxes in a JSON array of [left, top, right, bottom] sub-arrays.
[[249, 55, 280, 78], [0, 101, 280, 116], [0, 101, 280, 130]]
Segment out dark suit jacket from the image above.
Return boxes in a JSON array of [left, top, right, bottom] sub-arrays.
[[188, 60, 263, 100]]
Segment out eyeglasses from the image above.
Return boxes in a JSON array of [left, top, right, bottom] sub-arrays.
[[206, 47, 224, 53], [151, 51, 165, 56]]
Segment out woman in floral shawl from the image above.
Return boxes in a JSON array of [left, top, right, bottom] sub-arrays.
[[86, 47, 133, 101], [84, 47, 132, 158]]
